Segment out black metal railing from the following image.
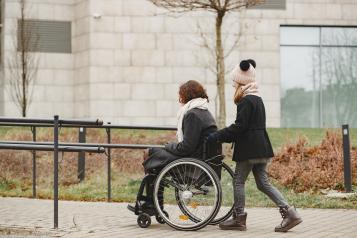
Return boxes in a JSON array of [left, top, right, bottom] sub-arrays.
[[0, 119, 175, 199], [0, 116, 176, 229], [0, 117, 103, 125], [0, 116, 106, 228]]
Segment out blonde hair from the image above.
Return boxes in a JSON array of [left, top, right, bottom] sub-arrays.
[[233, 84, 244, 104]]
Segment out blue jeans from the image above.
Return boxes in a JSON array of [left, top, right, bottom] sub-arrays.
[[234, 160, 289, 214]]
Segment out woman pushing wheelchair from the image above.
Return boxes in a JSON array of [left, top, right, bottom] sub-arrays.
[[207, 59, 302, 232]]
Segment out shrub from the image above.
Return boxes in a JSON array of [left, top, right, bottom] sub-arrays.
[[269, 131, 357, 193]]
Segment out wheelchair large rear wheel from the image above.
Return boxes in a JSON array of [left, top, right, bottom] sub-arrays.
[[153, 158, 222, 231], [175, 161, 234, 225]]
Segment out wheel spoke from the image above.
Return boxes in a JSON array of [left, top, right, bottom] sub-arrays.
[[161, 178, 185, 191], [153, 158, 222, 231]]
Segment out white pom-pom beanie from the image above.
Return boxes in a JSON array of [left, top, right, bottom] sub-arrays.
[[232, 60, 256, 86]]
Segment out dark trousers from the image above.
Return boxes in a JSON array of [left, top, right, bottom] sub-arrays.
[[143, 147, 176, 206], [143, 147, 180, 171], [234, 160, 289, 214]]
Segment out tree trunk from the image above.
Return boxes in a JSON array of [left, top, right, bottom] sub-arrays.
[[215, 12, 226, 128], [20, 0, 26, 117]]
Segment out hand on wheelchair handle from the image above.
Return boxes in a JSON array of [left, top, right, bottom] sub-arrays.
[[206, 133, 218, 143]]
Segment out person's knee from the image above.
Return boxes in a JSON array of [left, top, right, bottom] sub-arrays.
[[255, 179, 271, 192]]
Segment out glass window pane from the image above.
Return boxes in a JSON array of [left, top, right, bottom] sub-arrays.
[[280, 26, 357, 128], [321, 47, 357, 127], [281, 46, 320, 127], [280, 26, 320, 45], [322, 27, 357, 46]]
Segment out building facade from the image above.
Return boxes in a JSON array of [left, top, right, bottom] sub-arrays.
[[0, 0, 356, 127]]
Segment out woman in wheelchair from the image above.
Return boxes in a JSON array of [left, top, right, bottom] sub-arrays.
[[127, 80, 221, 222]]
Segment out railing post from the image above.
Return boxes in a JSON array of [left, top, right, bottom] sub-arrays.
[[106, 123, 111, 202], [31, 126, 36, 198], [342, 124, 352, 193], [54, 115, 59, 229], [78, 127, 86, 182]]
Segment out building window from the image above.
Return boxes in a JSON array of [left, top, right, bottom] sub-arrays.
[[18, 20, 71, 53], [280, 26, 357, 128], [251, 0, 286, 10]]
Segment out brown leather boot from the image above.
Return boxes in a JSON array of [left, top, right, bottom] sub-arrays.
[[275, 206, 302, 232], [219, 212, 247, 231]]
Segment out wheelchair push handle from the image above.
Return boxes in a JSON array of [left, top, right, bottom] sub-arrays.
[[202, 138, 208, 161], [202, 137, 224, 163]]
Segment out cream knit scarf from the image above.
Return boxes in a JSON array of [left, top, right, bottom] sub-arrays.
[[176, 98, 208, 142], [234, 82, 260, 104], [242, 82, 260, 97], [241, 82, 260, 97]]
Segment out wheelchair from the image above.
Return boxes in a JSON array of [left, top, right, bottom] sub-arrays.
[[127, 141, 234, 231]]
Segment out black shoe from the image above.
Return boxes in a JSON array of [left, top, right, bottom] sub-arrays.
[[142, 201, 155, 213], [275, 206, 302, 232], [219, 212, 247, 231], [127, 204, 135, 213]]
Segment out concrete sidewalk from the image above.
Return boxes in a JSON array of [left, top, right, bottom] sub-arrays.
[[0, 197, 356, 237]]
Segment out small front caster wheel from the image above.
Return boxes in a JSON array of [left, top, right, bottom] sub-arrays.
[[156, 210, 169, 224], [137, 213, 151, 228]]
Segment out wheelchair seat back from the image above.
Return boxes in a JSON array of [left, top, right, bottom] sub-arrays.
[[200, 140, 224, 184]]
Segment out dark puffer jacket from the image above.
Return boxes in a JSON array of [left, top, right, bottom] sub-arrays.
[[215, 95, 274, 162]]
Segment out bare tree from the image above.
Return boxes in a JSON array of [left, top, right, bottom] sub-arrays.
[[195, 15, 249, 120], [148, 0, 264, 127], [7, 0, 38, 117]]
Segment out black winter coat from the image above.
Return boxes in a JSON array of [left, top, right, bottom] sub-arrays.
[[165, 108, 218, 158], [215, 95, 274, 162], [143, 108, 218, 171]]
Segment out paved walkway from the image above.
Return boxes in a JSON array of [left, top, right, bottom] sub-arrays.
[[0, 197, 357, 238]]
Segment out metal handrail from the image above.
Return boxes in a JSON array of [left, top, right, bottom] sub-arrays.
[[0, 115, 109, 229], [0, 117, 103, 126], [0, 140, 165, 149], [0, 143, 105, 153], [0, 116, 176, 229], [0, 122, 176, 130]]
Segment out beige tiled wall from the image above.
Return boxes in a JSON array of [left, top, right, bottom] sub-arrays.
[[2, 0, 357, 127]]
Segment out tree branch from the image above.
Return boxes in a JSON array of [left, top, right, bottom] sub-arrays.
[[148, 0, 264, 12], [150, 0, 217, 12]]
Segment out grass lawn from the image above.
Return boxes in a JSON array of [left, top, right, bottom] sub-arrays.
[[1, 167, 356, 209], [0, 127, 356, 209], [267, 128, 357, 150]]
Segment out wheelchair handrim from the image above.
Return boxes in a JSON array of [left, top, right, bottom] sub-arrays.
[[153, 159, 221, 231]]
